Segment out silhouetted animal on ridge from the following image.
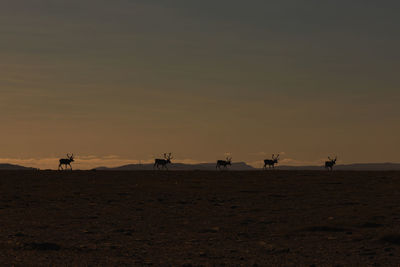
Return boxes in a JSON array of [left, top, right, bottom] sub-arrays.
[[58, 154, 74, 170], [325, 156, 337, 171], [264, 154, 279, 169], [154, 153, 173, 170], [216, 157, 232, 170]]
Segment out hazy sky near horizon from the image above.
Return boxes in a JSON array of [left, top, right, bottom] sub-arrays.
[[1, 0, 399, 169]]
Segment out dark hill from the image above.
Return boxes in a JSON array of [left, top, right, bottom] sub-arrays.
[[96, 162, 255, 171], [278, 163, 400, 171], [0, 164, 36, 170]]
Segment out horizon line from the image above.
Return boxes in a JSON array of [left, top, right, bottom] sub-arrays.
[[1, 161, 400, 171]]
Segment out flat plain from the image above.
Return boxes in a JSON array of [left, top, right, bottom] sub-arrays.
[[0, 170, 399, 266]]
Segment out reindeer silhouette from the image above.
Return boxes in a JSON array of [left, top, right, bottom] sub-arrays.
[[154, 153, 173, 170], [58, 154, 74, 170], [325, 156, 337, 171], [216, 156, 232, 170], [264, 154, 279, 169]]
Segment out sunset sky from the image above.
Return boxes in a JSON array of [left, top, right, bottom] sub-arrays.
[[1, 1, 399, 169]]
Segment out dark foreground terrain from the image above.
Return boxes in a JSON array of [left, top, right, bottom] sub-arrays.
[[0, 170, 400, 266]]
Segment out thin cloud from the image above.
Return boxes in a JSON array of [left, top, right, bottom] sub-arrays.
[[249, 151, 286, 157], [279, 158, 324, 166], [248, 152, 268, 156], [0, 156, 210, 170], [0, 156, 140, 170], [248, 156, 325, 168]]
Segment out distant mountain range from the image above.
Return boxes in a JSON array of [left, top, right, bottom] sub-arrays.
[[95, 162, 255, 171], [95, 162, 400, 171], [1, 162, 400, 171], [0, 164, 36, 170], [278, 163, 400, 171]]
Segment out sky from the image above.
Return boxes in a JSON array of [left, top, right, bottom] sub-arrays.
[[0, 0, 399, 169]]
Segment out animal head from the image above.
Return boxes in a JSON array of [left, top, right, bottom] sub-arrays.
[[328, 156, 337, 164], [272, 154, 280, 163], [225, 156, 232, 165], [67, 153, 74, 162], [164, 153, 173, 163]]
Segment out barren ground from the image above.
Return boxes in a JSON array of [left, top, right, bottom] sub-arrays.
[[0, 170, 399, 266]]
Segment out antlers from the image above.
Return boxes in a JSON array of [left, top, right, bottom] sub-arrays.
[[328, 155, 337, 161], [67, 153, 74, 159], [272, 154, 280, 160], [164, 153, 173, 160]]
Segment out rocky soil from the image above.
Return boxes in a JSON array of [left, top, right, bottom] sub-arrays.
[[0, 170, 399, 266]]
